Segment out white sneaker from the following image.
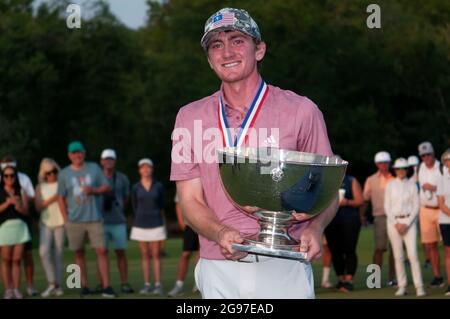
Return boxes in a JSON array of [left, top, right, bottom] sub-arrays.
[[13, 289, 23, 299], [139, 284, 152, 295], [168, 284, 184, 297], [41, 285, 56, 298], [416, 287, 426, 297], [4, 289, 14, 299], [395, 287, 407, 296], [54, 287, 64, 297], [153, 284, 164, 295]]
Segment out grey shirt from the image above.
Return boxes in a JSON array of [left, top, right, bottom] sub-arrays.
[[58, 162, 108, 223], [101, 171, 130, 225]]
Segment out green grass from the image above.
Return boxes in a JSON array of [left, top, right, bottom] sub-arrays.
[[20, 226, 449, 299]]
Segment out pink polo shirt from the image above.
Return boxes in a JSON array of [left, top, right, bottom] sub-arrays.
[[170, 83, 333, 260]]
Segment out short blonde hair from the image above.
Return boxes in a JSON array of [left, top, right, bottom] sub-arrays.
[[38, 158, 61, 184]]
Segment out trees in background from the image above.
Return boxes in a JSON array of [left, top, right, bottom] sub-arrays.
[[0, 0, 449, 214]]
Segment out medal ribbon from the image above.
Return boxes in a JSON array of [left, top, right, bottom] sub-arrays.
[[218, 80, 268, 147]]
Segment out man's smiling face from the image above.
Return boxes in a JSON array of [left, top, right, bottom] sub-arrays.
[[206, 30, 265, 83]]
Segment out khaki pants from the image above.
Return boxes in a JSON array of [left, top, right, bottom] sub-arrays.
[[419, 206, 441, 244], [65, 221, 104, 251]]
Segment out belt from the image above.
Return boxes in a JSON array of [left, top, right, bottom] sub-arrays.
[[423, 206, 439, 209], [395, 214, 410, 219]]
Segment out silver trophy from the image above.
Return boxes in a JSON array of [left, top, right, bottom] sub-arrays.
[[218, 147, 348, 261]]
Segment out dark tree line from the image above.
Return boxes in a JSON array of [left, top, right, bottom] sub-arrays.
[[1, 0, 449, 219]]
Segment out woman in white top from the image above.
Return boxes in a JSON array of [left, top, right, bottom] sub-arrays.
[[35, 158, 65, 297], [384, 157, 425, 297], [437, 149, 450, 296]]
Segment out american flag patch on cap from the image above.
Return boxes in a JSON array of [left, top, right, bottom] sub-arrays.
[[212, 12, 235, 28]]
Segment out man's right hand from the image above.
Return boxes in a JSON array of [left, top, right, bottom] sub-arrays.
[[217, 225, 247, 260]]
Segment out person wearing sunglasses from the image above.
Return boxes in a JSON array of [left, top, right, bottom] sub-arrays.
[[1, 155, 37, 297], [417, 141, 444, 288], [0, 166, 30, 299], [35, 158, 65, 297]]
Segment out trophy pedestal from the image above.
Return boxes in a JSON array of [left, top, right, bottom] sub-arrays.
[[231, 211, 308, 262], [232, 240, 308, 262]]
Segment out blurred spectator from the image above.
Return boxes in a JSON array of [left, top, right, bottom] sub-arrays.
[[130, 158, 166, 296], [1, 155, 37, 296], [94, 149, 134, 294], [321, 236, 332, 289], [362, 151, 397, 286], [437, 148, 450, 296], [35, 158, 65, 297], [407, 155, 420, 184], [168, 192, 200, 297], [385, 158, 425, 297], [408, 155, 431, 269], [417, 141, 444, 288], [0, 166, 30, 299], [57, 141, 115, 298], [325, 172, 364, 292]]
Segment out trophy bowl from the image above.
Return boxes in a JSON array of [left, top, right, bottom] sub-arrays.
[[218, 147, 348, 261]]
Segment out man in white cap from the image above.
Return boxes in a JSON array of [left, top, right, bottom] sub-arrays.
[[94, 149, 134, 294], [171, 8, 338, 298], [417, 141, 444, 288], [362, 151, 396, 286]]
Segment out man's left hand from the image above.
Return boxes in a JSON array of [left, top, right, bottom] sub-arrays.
[[298, 224, 323, 262]]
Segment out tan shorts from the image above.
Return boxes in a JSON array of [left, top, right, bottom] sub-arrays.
[[419, 206, 441, 244], [373, 215, 388, 251], [65, 221, 105, 251]]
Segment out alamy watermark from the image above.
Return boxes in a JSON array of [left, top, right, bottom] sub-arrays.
[[171, 121, 282, 174], [66, 264, 81, 289], [366, 264, 382, 288], [66, 4, 81, 29], [366, 4, 381, 29]]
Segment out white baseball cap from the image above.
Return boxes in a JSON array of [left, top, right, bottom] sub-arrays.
[[0, 161, 17, 171], [100, 149, 117, 160], [374, 151, 391, 163], [418, 141, 434, 156], [392, 157, 409, 169], [138, 158, 154, 167], [407, 155, 419, 167]]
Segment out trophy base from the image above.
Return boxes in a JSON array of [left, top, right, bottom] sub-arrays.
[[232, 238, 308, 262]]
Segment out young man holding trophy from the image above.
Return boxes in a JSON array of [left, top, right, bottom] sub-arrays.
[[170, 8, 340, 298]]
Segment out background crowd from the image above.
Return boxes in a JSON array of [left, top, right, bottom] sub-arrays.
[[1, 140, 449, 299], [0, 141, 199, 299], [321, 142, 450, 297]]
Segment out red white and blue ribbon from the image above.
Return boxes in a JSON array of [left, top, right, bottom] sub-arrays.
[[218, 80, 269, 147]]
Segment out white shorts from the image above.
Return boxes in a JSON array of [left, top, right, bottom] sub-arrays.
[[194, 255, 315, 299], [130, 226, 166, 242]]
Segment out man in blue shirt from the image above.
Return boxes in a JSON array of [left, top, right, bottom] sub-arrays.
[[94, 149, 134, 294], [57, 141, 116, 298]]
